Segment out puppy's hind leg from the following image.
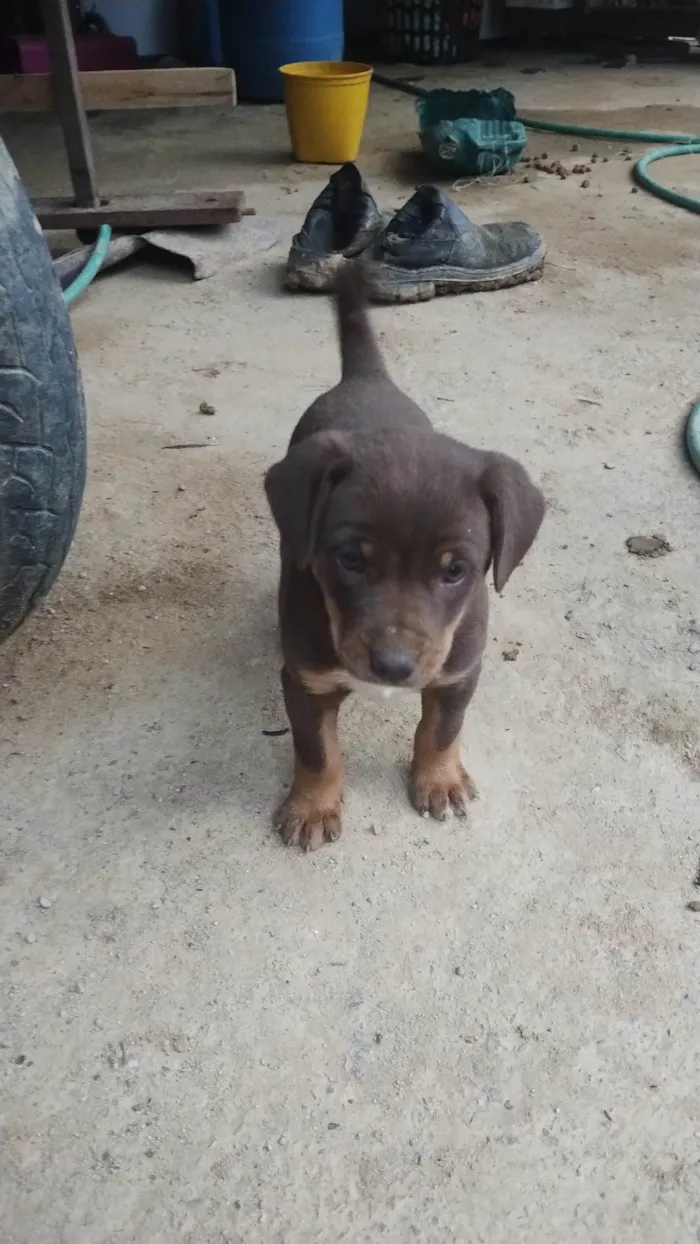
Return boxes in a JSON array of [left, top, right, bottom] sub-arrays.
[[276, 667, 348, 852], [410, 670, 481, 822]]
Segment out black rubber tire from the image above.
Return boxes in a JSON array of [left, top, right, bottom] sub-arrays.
[[0, 138, 86, 642]]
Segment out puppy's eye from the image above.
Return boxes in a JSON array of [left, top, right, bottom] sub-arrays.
[[337, 547, 365, 574], [442, 558, 466, 585]]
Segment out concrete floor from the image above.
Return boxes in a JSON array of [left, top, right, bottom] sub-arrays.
[[1, 58, 700, 1244]]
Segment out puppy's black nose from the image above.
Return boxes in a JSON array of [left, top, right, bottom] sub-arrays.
[[369, 649, 415, 684]]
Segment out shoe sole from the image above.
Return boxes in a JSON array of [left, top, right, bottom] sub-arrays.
[[361, 246, 547, 303], [285, 253, 344, 293], [285, 217, 392, 293]]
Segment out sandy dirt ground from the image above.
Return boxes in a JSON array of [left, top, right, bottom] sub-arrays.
[[1, 57, 700, 1244]]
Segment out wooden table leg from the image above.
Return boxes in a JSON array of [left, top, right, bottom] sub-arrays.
[[33, 1, 246, 234], [39, 0, 99, 207]]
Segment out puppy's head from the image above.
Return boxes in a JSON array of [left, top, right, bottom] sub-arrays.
[[265, 430, 544, 689]]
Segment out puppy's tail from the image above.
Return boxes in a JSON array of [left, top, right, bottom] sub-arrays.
[[334, 263, 388, 381]]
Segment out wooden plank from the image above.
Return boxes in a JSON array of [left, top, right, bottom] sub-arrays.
[[39, 0, 98, 206], [33, 189, 246, 230], [0, 67, 237, 113]]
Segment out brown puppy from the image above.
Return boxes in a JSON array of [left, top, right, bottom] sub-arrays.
[[265, 266, 544, 851]]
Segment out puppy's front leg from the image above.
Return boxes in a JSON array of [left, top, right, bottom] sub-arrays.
[[410, 669, 481, 821], [277, 667, 348, 851]]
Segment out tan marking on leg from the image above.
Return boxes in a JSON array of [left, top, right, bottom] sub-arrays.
[[298, 667, 348, 697], [430, 653, 484, 689], [277, 704, 344, 851], [410, 691, 478, 821]]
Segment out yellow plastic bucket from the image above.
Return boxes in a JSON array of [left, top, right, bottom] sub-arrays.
[[279, 61, 373, 164]]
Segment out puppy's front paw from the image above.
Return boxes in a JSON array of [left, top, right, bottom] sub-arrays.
[[410, 755, 478, 822], [276, 785, 342, 852]]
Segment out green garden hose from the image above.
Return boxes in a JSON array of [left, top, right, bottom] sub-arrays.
[[62, 222, 112, 306], [373, 73, 700, 214], [518, 115, 700, 215], [373, 72, 700, 475], [687, 403, 700, 475], [491, 117, 700, 473]]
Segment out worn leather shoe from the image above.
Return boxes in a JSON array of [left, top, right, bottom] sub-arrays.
[[285, 163, 383, 292], [361, 185, 546, 302]]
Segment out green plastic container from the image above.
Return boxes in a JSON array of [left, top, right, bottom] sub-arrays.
[[417, 88, 527, 177]]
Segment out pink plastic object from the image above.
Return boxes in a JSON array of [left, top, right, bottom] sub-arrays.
[[0, 35, 139, 75]]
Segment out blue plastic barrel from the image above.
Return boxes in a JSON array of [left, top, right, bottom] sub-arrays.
[[218, 0, 344, 103]]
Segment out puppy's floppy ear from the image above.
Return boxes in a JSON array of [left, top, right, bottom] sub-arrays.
[[264, 431, 352, 569], [479, 453, 545, 593]]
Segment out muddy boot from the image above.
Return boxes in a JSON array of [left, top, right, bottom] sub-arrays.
[[361, 185, 546, 302], [285, 163, 383, 293]]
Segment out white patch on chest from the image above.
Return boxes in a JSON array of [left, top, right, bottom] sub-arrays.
[[335, 670, 418, 703]]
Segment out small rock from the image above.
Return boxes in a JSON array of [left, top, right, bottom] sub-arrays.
[[177, 484, 186, 493], [687, 900, 700, 912], [626, 534, 672, 558], [367, 823, 379, 836], [504, 1099, 513, 1110], [580, 180, 590, 189], [374, 1032, 383, 1044], [454, 965, 463, 976], [603, 156, 609, 162], [502, 647, 519, 662], [522, 175, 530, 183], [571, 143, 579, 152], [24, 932, 37, 944], [630, 187, 638, 194], [38, 896, 53, 910], [327, 1122, 341, 1130], [541, 152, 548, 159], [199, 401, 216, 416]]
